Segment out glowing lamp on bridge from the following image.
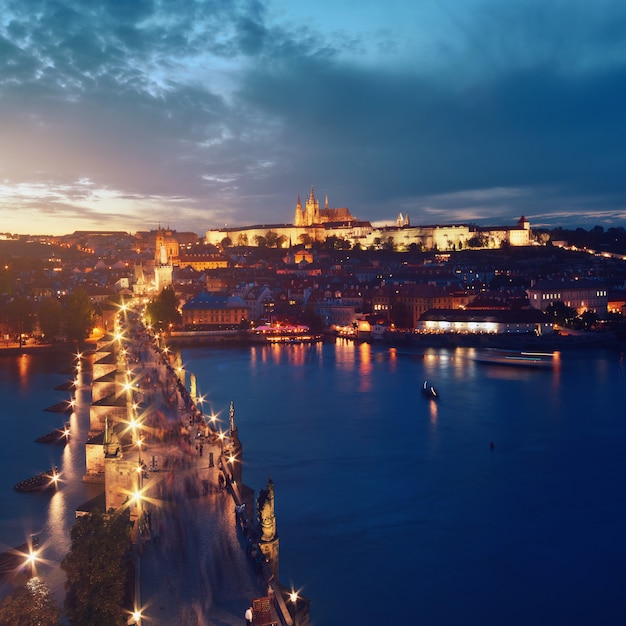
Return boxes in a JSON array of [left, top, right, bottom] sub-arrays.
[[26, 548, 39, 567], [289, 588, 303, 625], [228, 454, 236, 465], [128, 608, 142, 625]]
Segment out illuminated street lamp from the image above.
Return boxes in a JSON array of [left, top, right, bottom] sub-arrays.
[[136, 437, 144, 465], [289, 590, 300, 626]]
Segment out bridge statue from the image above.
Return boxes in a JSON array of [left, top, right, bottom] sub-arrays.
[[190, 373, 197, 402], [257, 476, 276, 542], [229, 400, 237, 434]]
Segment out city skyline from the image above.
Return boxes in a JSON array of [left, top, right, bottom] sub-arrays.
[[1, 0, 626, 236]]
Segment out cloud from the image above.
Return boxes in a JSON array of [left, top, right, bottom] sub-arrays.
[[0, 0, 626, 234]]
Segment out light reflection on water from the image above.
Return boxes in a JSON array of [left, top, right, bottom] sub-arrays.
[[1, 343, 626, 626], [182, 342, 626, 626]]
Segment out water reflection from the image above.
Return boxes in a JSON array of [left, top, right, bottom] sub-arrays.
[[17, 354, 31, 391], [358, 343, 373, 393], [429, 398, 438, 427]]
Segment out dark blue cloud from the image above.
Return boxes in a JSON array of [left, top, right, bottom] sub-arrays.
[[1, 0, 626, 233]]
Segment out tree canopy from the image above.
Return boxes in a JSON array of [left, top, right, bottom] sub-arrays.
[[0, 577, 63, 626], [38, 297, 64, 341], [144, 285, 181, 331], [64, 288, 96, 343], [61, 509, 132, 626]]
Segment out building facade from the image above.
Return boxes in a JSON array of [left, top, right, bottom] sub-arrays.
[[181, 291, 248, 330], [527, 279, 608, 317]]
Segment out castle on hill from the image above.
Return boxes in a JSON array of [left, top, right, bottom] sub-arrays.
[[205, 187, 531, 250], [294, 187, 355, 226]]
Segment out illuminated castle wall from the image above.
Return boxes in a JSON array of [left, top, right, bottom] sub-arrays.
[[205, 189, 531, 251]]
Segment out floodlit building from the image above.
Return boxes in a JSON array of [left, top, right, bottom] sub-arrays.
[[181, 291, 248, 330], [205, 188, 532, 252], [527, 279, 608, 317]]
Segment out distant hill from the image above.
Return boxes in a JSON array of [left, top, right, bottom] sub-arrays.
[[0, 239, 89, 262]]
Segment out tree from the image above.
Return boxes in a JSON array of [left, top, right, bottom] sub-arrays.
[[220, 237, 232, 249], [544, 301, 577, 327], [254, 235, 267, 248], [382, 237, 395, 251], [580, 310, 599, 329], [264, 231, 286, 248], [301, 303, 324, 332], [1, 296, 36, 344], [323, 235, 350, 250], [61, 510, 132, 626], [64, 288, 96, 343], [299, 233, 313, 246], [236, 233, 249, 246], [144, 285, 181, 331], [38, 297, 64, 341], [467, 233, 488, 248], [0, 578, 63, 626]]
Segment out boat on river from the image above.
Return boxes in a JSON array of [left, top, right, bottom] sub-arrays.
[[473, 349, 559, 369], [248, 324, 322, 344], [422, 380, 439, 399]]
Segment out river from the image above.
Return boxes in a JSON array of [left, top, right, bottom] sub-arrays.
[[1, 341, 625, 625]]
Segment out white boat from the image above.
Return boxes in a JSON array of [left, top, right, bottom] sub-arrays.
[[422, 380, 439, 399], [473, 349, 559, 369]]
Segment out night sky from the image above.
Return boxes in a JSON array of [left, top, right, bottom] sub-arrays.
[[1, 0, 625, 235]]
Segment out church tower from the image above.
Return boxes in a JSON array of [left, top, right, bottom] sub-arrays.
[[154, 224, 174, 290], [294, 196, 304, 227], [305, 186, 320, 225]]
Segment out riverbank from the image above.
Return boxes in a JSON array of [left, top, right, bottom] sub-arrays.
[[3, 328, 618, 357], [382, 330, 622, 351], [0, 342, 74, 357]]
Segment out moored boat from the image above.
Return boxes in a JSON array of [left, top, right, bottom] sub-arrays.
[[249, 324, 322, 344]]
